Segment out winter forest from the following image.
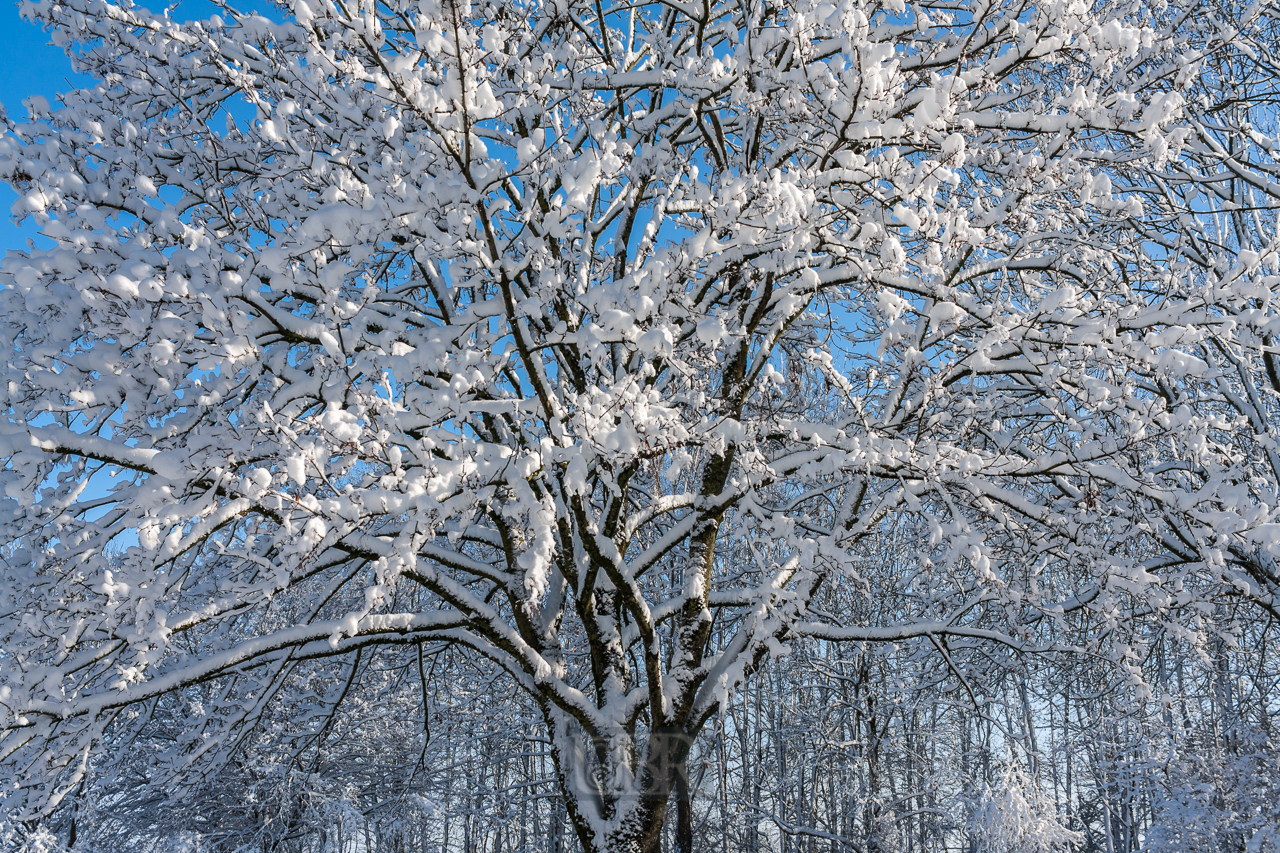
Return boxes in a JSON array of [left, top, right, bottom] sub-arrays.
[[1, 0, 1279, 848]]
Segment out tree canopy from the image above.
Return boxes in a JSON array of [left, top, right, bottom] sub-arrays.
[[2, 0, 1279, 849]]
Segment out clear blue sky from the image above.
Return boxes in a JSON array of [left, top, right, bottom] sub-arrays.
[[0, 4, 82, 106], [0, 2, 86, 253]]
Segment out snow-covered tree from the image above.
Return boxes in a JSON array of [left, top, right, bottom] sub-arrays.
[[1, 0, 1276, 849], [969, 762, 1080, 853]]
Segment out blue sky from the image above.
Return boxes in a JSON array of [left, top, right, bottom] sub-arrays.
[[0, 3, 87, 253], [0, 5, 81, 107], [1, 1, 251, 254]]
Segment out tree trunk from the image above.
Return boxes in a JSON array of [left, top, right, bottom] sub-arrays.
[[675, 763, 693, 853]]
